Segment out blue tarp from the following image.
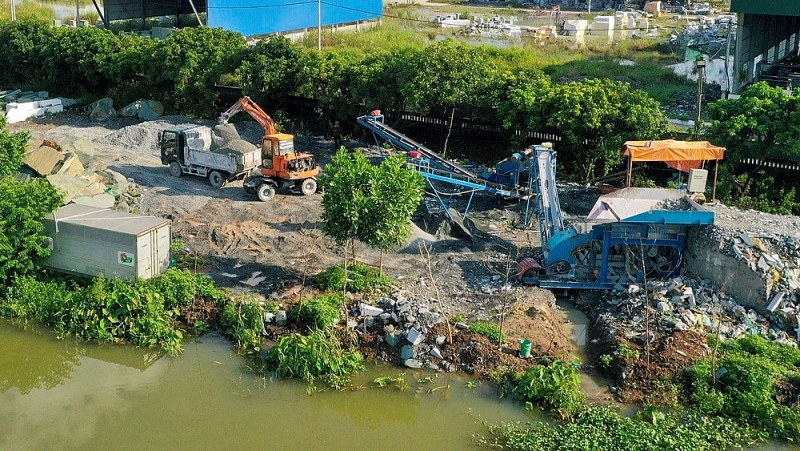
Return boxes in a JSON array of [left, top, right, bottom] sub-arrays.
[[208, 0, 382, 37]]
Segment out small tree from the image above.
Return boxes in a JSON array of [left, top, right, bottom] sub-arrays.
[[0, 116, 27, 178], [359, 154, 424, 273]]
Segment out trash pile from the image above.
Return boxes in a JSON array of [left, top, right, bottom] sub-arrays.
[[593, 274, 799, 350], [1, 89, 77, 124], [23, 136, 132, 209]]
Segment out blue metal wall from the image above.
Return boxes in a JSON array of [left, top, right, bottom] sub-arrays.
[[207, 0, 382, 37]]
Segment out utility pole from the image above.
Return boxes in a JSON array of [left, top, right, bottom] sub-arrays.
[[11, 0, 16, 21], [695, 55, 706, 136], [76, 0, 80, 26], [318, 0, 322, 51]]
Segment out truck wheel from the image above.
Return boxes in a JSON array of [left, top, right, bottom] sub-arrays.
[[169, 161, 182, 178], [209, 171, 225, 188], [300, 178, 317, 196], [257, 184, 276, 202]]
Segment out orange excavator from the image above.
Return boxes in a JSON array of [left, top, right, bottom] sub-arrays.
[[218, 96, 320, 201]]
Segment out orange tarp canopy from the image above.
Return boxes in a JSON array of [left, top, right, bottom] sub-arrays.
[[621, 140, 725, 172]]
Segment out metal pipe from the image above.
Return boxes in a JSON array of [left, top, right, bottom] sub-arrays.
[[318, 0, 322, 51], [188, 0, 203, 26]]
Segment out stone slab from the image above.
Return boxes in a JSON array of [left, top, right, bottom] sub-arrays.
[[25, 146, 65, 176]]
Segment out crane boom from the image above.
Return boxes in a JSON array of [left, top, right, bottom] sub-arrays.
[[218, 96, 277, 135]]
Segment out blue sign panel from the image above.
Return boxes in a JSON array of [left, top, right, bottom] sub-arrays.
[[208, 0, 382, 37]]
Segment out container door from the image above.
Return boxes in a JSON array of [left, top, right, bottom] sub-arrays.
[[138, 234, 152, 279], [155, 225, 171, 275]]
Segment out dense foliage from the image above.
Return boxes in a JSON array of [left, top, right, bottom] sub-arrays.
[[219, 298, 266, 354], [266, 329, 364, 389], [479, 406, 760, 451], [682, 334, 800, 440], [706, 82, 800, 214], [469, 321, 508, 345], [315, 261, 393, 293], [289, 294, 344, 331], [320, 149, 423, 267]]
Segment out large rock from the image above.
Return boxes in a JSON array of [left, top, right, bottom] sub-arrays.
[[88, 97, 116, 119], [118, 99, 163, 120], [24, 146, 64, 176], [98, 169, 129, 195], [46, 174, 90, 202], [73, 193, 116, 209], [56, 153, 86, 178], [58, 137, 97, 167]]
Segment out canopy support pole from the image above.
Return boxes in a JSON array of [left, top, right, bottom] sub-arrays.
[[626, 156, 633, 187], [712, 158, 719, 202]]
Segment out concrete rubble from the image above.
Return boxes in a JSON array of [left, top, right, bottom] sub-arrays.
[[1, 89, 67, 124], [594, 273, 798, 348], [23, 136, 133, 210], [346, 292, 464, 373]]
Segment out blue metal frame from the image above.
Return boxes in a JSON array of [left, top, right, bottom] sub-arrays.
[[356, 114, 536, 225]]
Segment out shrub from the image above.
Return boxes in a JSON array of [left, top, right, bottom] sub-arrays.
[[513, 359, 585, 418], [266, 329, 364, 388], [478, 406, 761, 451], [289, 294, 344, 331], [469, 321, 507, 345], [219, 298, 265, 354], [682, 334, 800, 440], [315, 261, 392, 293], [144, 268, 225, 309]]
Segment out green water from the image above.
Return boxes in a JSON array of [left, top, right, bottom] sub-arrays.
[[0, 320, 534, 451]]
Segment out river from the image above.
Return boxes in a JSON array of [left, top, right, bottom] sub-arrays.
[[0, 320, 535, 450]]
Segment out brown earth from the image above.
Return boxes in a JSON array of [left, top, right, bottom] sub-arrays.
[[15, 111, 780, 404]]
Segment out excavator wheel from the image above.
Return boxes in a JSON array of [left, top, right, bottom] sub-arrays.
[[257, 184, 276, 202], [300, 178, 317, 196]]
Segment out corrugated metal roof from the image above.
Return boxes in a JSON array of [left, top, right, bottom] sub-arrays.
[[46, 204, 170, 237], [731, 0, 800, 16]]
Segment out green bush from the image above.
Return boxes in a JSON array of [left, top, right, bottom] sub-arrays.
[[479, 406, 761, 451], [469, 321, 507, 345], [3, 275, 183, 354], [315, 262, 392, 293], [513, 359, 585, 418], [682, 334, 800, 440], [143, 268, 225, 309], [289, 294, 344, 331], [219, 299, 265, 354], [266, 329, 364, 388]]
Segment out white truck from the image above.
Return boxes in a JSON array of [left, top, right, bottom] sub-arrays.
[[159, 125, 260, 188]]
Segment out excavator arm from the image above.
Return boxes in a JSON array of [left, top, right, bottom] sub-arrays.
[[218, 96, 277, 135]]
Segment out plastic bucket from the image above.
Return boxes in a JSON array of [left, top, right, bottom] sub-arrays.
[[519, 339, 532, 358]]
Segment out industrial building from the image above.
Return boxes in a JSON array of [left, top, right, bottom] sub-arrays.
[[731, 0, 800, 93], [99, 0, 382, 37]]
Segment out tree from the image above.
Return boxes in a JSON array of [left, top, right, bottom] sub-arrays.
[[542, 78, 666, 181], [0, 117, 63, 286], [0, 116, 27, 178], [320, 150, 424, 276], [147, 27, 247, 117], [707, 81, 800, 162], [496, 68, 553, 148], [404, 39, 499, 157], [359, 154, 424, 271], [320, 149, 375, 267], [236, 36, 315, 110]]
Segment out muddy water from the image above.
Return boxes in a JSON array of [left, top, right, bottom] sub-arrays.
[[0, 320, 535, 451], [555, 299, 624, 407]]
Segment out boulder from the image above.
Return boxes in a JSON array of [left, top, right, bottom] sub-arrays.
[[56, 153, 86, 178], [46, 174, 90, 202], [88, 97, 116, 119], [400, 345, 416, 360], [24, 146, 64, 176], [73, 193, 116, 209]]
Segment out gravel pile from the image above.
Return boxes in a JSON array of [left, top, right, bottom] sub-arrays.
[[212, 138, 257, 156]]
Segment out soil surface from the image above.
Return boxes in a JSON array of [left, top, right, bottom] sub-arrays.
[[12, 110, 800, 405]]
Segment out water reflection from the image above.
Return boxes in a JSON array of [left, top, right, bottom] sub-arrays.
[[0, 322, 532, 451]]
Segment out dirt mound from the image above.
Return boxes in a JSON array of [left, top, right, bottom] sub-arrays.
[[212, 123, 241, 148]]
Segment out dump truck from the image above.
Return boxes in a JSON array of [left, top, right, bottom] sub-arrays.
[[160, 124, 260, 188], [219, 97, 320, 201]]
